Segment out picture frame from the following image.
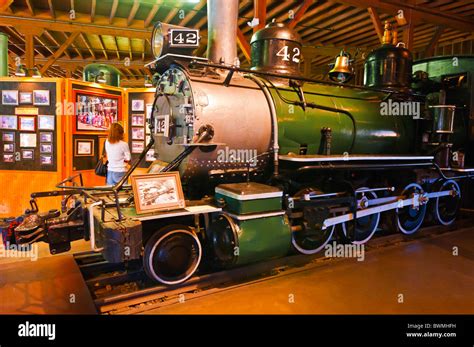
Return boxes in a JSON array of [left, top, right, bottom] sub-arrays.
[[146, 148, 155, 162], [0, 116, 17, 130], [22, 149, 34, 160], [131, 172, 185, 214], [2, 90, 19, 105], [3, 143, 15, 153], [131, 141, 144, 154], [38, 115, 55, 130], [131, 114, 145, 127], [33, 90, 50, 106], [2, 132, 15, 142], [18, 116, 36, 132], [132, 99, 145, 112], [74, 139, 94, 157], [75, 90, 121, 132], [132, 127, 145, 140], [40, 155, 53, 165], [146, 104, 153, 120], [40, 143, 53, 154], [19, 92, 33, 104], [40, 132, 53, 143], [3, 154, 14, 163], [20, 133, 37, 148]]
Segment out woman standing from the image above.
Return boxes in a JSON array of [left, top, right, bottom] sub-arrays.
[[105, 123, 131, 185]]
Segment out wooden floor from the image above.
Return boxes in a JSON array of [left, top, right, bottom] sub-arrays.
[[148, 227, 474, 314], [0, 227, 472, 315], [0, 240, 96, 314]]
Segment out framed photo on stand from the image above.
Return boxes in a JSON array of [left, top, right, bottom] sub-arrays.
[[131, 172, 185, 214]]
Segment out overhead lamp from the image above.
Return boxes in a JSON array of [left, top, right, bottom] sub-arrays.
[[144, 75, 153, 87], [15, 64, 28, 77], [31, 67, 42, 78], [95, 72, 107, 83]]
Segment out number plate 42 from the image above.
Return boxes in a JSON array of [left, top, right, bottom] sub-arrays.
[[169, 29, 200, 48]]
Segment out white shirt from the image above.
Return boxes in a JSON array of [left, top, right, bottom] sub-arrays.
[[105, 140, 131, 172]]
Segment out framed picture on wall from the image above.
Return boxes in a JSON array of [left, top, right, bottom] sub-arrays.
[[146, 148, 155, 162], [22, 149, 34, 160], [131, 141, 144, 154], [38, 115, 55, 130], [19, 92, 33, 104], [40, 143, 53, 154], [3, 154, 15, 163], [40, 155, 53, 165], [3, 143, 14, 153], [20, 133, 37, 148], [131, 114, 145, 126], [2, 132, 15, 142], [33, 90, 50, 106], [18, 116, 36, 132], [0, 116, 17, 130], [146, 104, 153, 119], [2, 90, 19, 105], [131, 172, 186, 214], [74, 139, 94, 156], [40, 132, 53, 143], [132, 127, 145, 140], [75, 90, 120, 132], [132, 99, 145, 111]]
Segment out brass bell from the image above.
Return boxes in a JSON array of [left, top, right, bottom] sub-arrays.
[[328, 50, 354, 83]]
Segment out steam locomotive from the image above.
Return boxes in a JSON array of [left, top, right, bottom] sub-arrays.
[[6, 1, 474, 285]]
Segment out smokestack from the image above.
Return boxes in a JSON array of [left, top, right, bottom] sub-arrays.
[[207, 0, 239, 65]]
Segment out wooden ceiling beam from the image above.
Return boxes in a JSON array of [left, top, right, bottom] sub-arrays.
[[109, 0, 119, 25], [0, 11, 151, 39], [144, 3, 160, 28], [97, 35, 109, 60], [424, 26, 444, 56], [236, 28, 251, 62], [367, 7, 383, 43], [25, 0, 34, 16], [79, 33, 96, 59], [47, 0, 55, 19], [335, 0, 474, 33], [288, 0, 313, 29], [61, 31, 83, 59], [91, 0, 96, 23], [40, 31, 80, 74], [44, 30, 71, 59], [253, 0, 267, 33], [0, 0, 13, 13], [128, 37, 133, 60], [114, 36, 121, 59], [127, 0, 140, 27]]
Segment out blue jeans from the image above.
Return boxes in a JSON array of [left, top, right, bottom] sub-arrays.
[[106, 171, 126, 185]]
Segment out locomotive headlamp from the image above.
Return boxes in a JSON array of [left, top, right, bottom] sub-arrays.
[[152, 22, 200, 60], [328, 50, 354, 83]]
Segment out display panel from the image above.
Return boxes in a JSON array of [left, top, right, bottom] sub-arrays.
[[74, 90, 121, 132], [0, 81, 57, 172]]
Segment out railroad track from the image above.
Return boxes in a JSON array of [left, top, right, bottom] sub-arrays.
[[74, 216, 474, 315]]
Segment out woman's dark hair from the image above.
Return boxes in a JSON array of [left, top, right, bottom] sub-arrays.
[[108, 123, 124, 144]]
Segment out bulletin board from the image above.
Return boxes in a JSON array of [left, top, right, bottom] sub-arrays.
[[0, 81, 58, 172]]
